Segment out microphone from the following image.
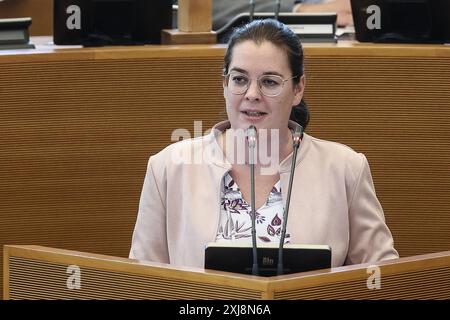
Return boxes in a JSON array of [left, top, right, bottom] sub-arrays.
[[249, 0, 256, 22], [274, 0, 281, 20], [247, 125, 259, 276], [277, 125, 304, 275]]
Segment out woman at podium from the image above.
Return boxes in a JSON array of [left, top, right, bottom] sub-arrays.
[[130, 19, 398, 269]]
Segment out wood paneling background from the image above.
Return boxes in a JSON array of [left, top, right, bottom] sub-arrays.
[[1, 43, 449, 299], [304, 54, 450, 258], [0, 0, 53, 36]]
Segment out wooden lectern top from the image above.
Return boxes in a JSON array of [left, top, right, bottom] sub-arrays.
[[4, 245, 450, 300]]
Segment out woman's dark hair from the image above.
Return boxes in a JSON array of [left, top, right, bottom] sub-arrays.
[[223, 19, 310, 129], [224, 19, 304, 83], [290, 98, 310, 129]]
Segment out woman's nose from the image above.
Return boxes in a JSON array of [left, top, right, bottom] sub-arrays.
[[244, 79, 261, 101]]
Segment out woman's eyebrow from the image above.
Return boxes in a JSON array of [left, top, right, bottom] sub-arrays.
[[262, 71, 284, 77], [230, 67, 284, 77], [229, 67, 248, 74]]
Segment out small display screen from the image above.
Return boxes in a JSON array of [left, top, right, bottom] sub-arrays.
[[0, 29, 25, 42]]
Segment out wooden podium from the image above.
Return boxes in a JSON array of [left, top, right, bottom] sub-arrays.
[[4, 245, 450, 299]]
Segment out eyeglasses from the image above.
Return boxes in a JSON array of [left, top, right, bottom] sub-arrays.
[[223, 71, 298, 97]]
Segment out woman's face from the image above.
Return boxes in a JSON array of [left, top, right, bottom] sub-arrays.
[[224, 40, 305, 133]]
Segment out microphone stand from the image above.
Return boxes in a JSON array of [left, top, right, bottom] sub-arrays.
[[247, 125, 259, 276], [277, 125, 303, 275], [274, 0, 281, 20], [249, 0, 256, 22]]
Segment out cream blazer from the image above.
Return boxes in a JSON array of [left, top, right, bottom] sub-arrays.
[[130, 120, 399, 268]]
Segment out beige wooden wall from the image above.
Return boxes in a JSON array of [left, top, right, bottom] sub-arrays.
[[0, 0, 53, 36]]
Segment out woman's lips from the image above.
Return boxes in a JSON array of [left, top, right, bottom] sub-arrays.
[[241, 110, 268, 120]]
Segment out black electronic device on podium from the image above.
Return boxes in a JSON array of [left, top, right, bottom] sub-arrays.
[[53, 0, 172, 46], [205, 243, 332, 277], [216, 12, 338, 44], [351, 0, 450, 44]]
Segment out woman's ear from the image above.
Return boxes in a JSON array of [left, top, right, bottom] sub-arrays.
[[293, 75, 306, 106]]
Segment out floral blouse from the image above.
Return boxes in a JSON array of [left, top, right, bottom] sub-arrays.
[[216, 173, 290, 244]]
